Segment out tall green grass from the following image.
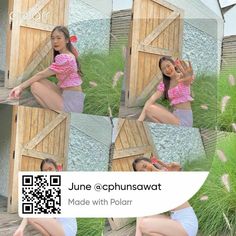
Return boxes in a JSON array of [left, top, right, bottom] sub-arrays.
[[190, 133, 236, 235], [80, 48, 125, 117], [77, 218, 105, 236], [217, 67, 236, 132], [191, 74, 217, 129]]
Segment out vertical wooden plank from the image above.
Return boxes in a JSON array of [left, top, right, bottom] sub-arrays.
[[9, 106, 25, 212], [21, 156, 29, 171], [42, 109, 51, 153], [178, 10, 184, 56], [36, 108, 45, 152], [136, 121, 148, 145], [128, 0, 142, 105], [143, 0, 154, 92], [137, 0, 148, 97], [48, 111, 55, 155], [58, 117, 66, 161], [129, 120, 143, 146], [64, 0, 69, 26], [63, 113, 70, 170], [5, 0, 14, 86], [7, 106, 17, 212], [8, 0, 23, 87], [163, 8, 169, 50], [123, 120, 136, 148], [30, 107, 39, 141], [119, 126, 130, 149], [115, 136, 123, 151]]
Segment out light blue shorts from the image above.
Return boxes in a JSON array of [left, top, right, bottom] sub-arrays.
[[170, 207, 198, 236], [57, 218, 77, 236], [62, 90, 85, 113], [172, 109, 193, 127]]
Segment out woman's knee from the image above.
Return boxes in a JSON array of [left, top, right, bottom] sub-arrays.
[[145, 104, 156, 113], [139, 217, 152, 234], [30, 81, 42, 94]]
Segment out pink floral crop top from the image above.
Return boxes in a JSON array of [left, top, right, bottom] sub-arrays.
[[49, 54, 82, 88], [157, 80, 194, 106]]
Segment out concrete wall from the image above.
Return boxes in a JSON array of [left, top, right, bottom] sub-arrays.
[[0, 0, 8, 71], [0, 105, 12, 197], [68, 0, 112, 54], [182, 21, 219, 74], [224, 7, 236, 36], [147, 123, 206, 165], [163, 0, 224, 73], [67, 113, 111, 171]]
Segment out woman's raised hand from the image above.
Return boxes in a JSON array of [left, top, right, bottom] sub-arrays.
[[9, 85, 23, 99], [175, 59, 194, 84]]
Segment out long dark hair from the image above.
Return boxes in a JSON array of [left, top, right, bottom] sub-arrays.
[[159, 56, 176, 100], [132, 157, 160, 171], [51, 26, 83, 77], [40, 158, 58, 171]]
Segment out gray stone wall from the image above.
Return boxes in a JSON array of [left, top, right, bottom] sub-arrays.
[[0, 0, 8, 71], [147, 123, 206, 165], [67, 113, 111, 171], [68, 0, 111, 54], [182, 20, 219, 74], [0, 105, 12, 197]]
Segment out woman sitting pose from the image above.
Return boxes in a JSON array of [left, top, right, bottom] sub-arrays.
[[13, 158, 77, 236], [138, 56, 194, 127], [133, 157, 198, 236], [9, 26, 85, 114]]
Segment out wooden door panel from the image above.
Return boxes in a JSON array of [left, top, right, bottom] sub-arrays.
[[126, 0, 184, 107], [6, 0, 69, 87], [112, 119, 156, 171], [8, 106, 70, 213]]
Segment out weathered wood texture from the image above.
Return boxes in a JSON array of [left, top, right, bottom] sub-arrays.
[[110, 10, 132, 49], [6, 0, 69, 88], [112, 119, 155, 171], [8, 106, 70, 213], [222, 35, 236, 70], [125, 0, 184, 107]]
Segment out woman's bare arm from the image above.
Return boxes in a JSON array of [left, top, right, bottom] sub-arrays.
[[138, 90, 163, 121]]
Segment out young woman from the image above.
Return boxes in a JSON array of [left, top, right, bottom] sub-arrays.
[[138, 56, 194, 127], [132, 157, 181, 172], [133, 157, 198, 236], [13, 158, 77, 236], [9, 26, 85, 113]]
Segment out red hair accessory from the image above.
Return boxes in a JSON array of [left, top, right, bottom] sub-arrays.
[[70, 35, 78, 43], [57, 164, 63, 171]]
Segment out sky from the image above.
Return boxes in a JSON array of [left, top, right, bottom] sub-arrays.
[[220, 0, 236, 7], [113, 0, 132, 10], [113, 0, 236, 10]]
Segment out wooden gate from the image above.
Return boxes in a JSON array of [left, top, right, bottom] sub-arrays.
[[5, 0, 69, 88], [8, 105, 70, 213], [112, 119, 156, 171], [126, 0, 184, 107]]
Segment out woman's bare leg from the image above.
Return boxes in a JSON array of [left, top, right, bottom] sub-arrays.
[[28, 218, 65, 236], [30, 79, 63, 111], [136, 215, 168, 236], [139, 215, 188, 236], [145, 104, 180, 125]]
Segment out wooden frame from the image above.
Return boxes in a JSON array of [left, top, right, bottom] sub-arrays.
[[5, 0, 69, 88], [125, 0, 184, 107], [7, 106, 70, 213]]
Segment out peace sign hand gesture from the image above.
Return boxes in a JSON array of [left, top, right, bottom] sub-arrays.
[[175, 59, 194, 85]]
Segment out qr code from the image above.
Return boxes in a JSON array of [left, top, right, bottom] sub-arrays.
[[21, 175, 61, 214]]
